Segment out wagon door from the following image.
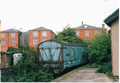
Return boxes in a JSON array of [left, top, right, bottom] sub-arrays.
[[38, 41, 63, 66]]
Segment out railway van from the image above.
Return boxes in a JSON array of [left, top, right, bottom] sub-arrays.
[[37, 40, 89, 73]]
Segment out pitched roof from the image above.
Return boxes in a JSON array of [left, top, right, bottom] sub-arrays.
[[104, 8, 119, 27], [1, 28, 23, 33], [29, 26, 50, 31], [75, 24, 102, 30]]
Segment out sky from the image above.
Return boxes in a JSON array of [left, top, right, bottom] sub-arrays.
[[0, 0, 119, 33]]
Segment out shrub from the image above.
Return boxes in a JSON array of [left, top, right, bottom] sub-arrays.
[[96, 62, 113, 78], [96, 62, 112, 73], [1, 43, 55, 82], [87, 30, 111, 64], [86, 30, 113, 79], [7, 47, 19, 53]]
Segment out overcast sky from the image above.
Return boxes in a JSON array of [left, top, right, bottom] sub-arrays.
[[0, 0, 119, 33]]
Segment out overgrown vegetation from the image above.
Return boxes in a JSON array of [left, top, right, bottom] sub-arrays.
[[51, 24, 84, 44], [1, 43, 55, 82], [86, 30, 113, 79], [2, 26, 113, 81]]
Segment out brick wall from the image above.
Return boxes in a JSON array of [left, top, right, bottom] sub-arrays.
[[76, 29, 102, 39], [1, 32, 21, 52], [29, 30, 55, 47]]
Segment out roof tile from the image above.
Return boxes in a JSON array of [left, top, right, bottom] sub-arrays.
[[1, 28, 23, 33], [75, 24, 102, 30], [29, 26, 50, 31]]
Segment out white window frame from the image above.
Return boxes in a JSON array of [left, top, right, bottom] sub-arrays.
[[33, 38, 38, 44], [94, 31, 101, 35], [42, 38, 47, 42], [1, 33, 5, 38], [76, 31, 79, 36], [42, 31, 47, 36], [11, 33, 15, 38], [33, 32, 37, 37], [11, 40, 15, 45], [1, 40, 5, 45], [84, 31, 89, 36]]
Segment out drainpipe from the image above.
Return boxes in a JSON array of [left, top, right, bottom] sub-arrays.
[[7, 32, 9, 49], [39, 31, 40, 44]]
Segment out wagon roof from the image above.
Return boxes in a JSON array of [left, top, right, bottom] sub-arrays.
[[38, 40, 88, 47]]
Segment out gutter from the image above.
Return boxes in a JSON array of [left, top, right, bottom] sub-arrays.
[[104, 8, 119, 27]]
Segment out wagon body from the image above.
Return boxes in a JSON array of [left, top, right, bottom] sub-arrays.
[[37, 40, 89, 73], [63, 45, 89, 69]]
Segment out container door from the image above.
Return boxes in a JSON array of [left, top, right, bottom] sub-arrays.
[[39, 41, 62, 61]]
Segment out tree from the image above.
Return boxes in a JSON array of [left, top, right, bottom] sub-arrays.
[[87, 30, 111, 64], [51, 24, 84, 44]]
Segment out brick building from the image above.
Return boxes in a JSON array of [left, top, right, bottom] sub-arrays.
[[29, 26, 55, 48], [75, 22, 104, 40], [1, 28, 22, 52]]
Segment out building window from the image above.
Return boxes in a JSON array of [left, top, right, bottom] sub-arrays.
[[94, 31, 101, 35], [11, 33, 15, 38], [42, 31, 47, 36], [42, 38, 47, 42], [1, 33, 5, 38], [84, 31, 89, 36], [11, 40, 15, 45], [33, 32, 37, 37], [85, 38, 89, 41], [72, 49, 74, 56], [33, 38, 38, 44], [76, 31, 79, 36], [1, 40, 5, 45]]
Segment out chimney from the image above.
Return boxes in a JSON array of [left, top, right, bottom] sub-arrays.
[[102, 24, 105, 29], [82, 21, 83, 25]]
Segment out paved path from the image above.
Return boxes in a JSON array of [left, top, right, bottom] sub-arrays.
[[0, 70, 1, 82], [52, 68, 113, 82]]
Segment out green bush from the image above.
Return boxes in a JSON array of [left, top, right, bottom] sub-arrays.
[[86, 30, 113, 79], [96, 62, 112, 73], [87, 30, 111, 64], [1, 43, 55, 82], [7, 47, 19, 53], [95, 62, 113, 78]]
